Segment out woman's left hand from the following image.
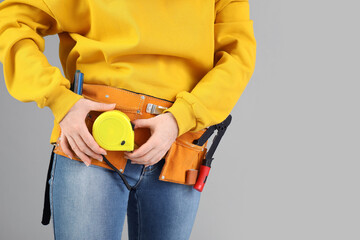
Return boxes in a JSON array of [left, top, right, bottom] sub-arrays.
[[124, 112, 179, 167]]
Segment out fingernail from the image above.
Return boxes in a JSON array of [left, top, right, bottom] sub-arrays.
[[85, 161, 90, 167], [97, 157, 103, 162], [67, 154, 72, 160]]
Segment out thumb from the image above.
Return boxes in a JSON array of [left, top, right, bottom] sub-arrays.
[[90, 101, 116, 111], [132, 118, 152, 129]]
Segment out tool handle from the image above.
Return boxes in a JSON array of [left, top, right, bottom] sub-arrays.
[[76, 71, 84, 95], [194, 165, 211, 192]]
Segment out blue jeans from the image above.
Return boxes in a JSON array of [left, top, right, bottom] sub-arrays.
[[48, 153, 202, 240]]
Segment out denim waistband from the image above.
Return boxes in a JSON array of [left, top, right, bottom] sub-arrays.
[[143, 158, 165, 173]]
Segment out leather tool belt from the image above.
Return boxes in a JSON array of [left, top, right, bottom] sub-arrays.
[[52, 83, 209, 185]]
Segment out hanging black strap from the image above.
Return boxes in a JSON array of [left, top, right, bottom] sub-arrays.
[[102, 155, 133, 191], [41, 145, 55, 225]]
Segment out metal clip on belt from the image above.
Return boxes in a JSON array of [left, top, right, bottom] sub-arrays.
[[146, 103, 168, 114]]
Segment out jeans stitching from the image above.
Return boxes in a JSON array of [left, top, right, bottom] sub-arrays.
[[135, 190, 142, 240], [132, 166, 146, 189], [144, 164, 158, 173], [144, 158, 165, 175]]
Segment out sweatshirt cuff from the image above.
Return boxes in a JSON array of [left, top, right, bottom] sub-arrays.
[[46, 85, 84, 124], [162, 97, 197, 137]]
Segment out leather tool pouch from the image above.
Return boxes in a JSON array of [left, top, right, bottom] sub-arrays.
[[84, 110, 209, 186], [160, 129, 208, 185], [84, 108, 209, 186], [59, 82, 210, 186]]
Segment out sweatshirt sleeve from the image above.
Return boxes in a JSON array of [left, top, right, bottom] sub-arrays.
[[162, 0, 256, 137], [0, 0, 84, 124]]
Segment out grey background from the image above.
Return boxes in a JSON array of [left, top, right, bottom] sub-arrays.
[[1, 1, 359, 239]]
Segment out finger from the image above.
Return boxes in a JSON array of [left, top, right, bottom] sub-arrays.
[[132, 149, 165, 166], [67, 136, 92, 166], [153, 150, 167, 164], [89, 101, 116, 111], [78, 125, 107, 156], [59, 134, 74, 159], [132, 118, 153, 129], [128, 136, 170, 166], [73, 133, 103, 162], [125, 134, 159, 159], [129, 146, 159, 165], [147, 147, 167, 165]]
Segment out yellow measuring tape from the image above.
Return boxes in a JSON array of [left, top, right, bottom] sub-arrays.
[[92, 110, 136, 151]]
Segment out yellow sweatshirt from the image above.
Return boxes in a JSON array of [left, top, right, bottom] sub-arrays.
[[0, 0, 256, 145]]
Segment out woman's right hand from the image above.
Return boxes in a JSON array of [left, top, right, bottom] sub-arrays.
[[58, 98, 117, 166]]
